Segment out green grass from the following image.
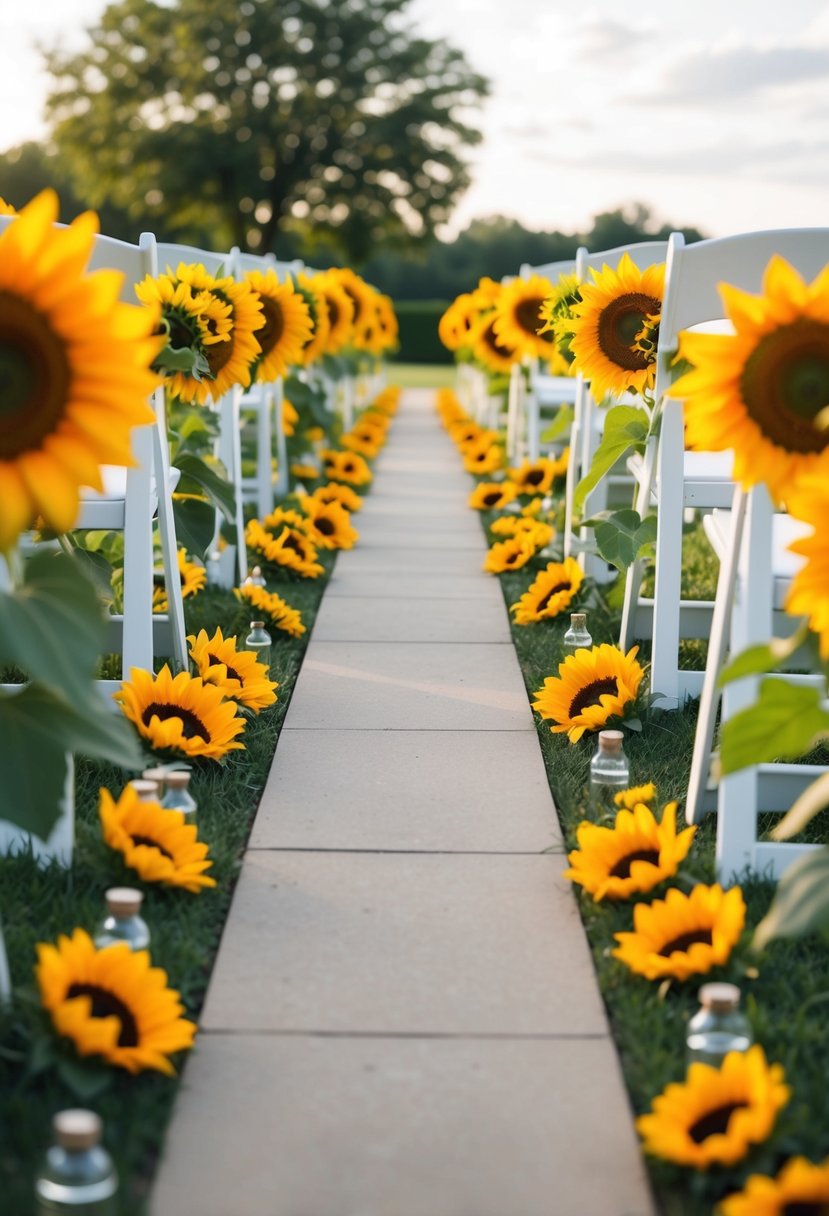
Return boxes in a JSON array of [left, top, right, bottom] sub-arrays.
[[483, 509, 829, 1215], [385, 361, 455, 389]]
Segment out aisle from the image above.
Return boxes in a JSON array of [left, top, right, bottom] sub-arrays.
[[151, 389, 655, 1216]]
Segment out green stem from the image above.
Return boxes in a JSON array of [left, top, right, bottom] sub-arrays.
[[56, 533, 76, 560], [2, 546, 24, 591]]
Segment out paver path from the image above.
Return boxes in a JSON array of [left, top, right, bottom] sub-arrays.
[[151, 388, 656, 1216]]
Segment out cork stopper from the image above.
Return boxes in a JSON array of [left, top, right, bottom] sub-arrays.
[[252, 566, 262, 578], [250, 620, 265, 630], [699, 982, 741, 1013], [598, 730, 624, 754], [105, 887, 143, 918], [128, 778, 159, 801], [164, 771, 191, 790], [142, 767, 169, 790], [570, 613, 587, 629], [53, 1109, 102, 1151]]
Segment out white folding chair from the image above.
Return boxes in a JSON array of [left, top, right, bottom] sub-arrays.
[[619, 229, 829, 707], [684, 483, 826, 881]]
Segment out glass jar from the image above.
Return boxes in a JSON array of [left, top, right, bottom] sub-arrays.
[[244, 621, 272, 669], [127, 778, 160, 803], [686, 983, 753, 1067], [588, 730, 630, 819], [94, 888, 150, 952], [563, 613, 592, 657], [244, 566, 267, 588], [161, 771, 197, 819], [141, 767, 169, 799], [35, 1109, 118, 1213]]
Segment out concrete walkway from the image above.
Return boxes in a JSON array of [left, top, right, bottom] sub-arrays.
[[151, 389, 655, 1216]]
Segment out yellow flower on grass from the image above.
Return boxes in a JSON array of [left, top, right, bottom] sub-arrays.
[[490, 516, 551, 540], [99, 784, 216, 892], [308, 482, 364, 513], [613, 883, 746, 981], [468, 481, 518, 511], [564, 802, 696, 902], [245, 518, 324, 579], [615, 782, 658, 809], [301, 498, 359, 550], [510, 557, 584, 625], [532, 644, 645, 743], [637, 1046, 789, 1169], [450, 419, 485, 448], [569, 253, 665, 400], [493, 274, 557, 360], [785, 472, 829, 658], [261, 506, 314, 536], [507, 454, 567, 496], [234, 583, 306, 637], [342, 431, 382, 459], [436, 387, 467, 425], [463, 438, 505, 476], [321, 449, 373, 486], [245, 269, 313, 382], [36, 928, 197, 1075], [152, 548, 206, 613], [290, 462, 321, 482], [115, 664, 246, 761], [673, 256, 829, 503], [718, 1155, 829, 1215], [371, 385, 401, 414], [188, 627, 277, 712], [0, 189, 159, 550], [483, 535, 537, 574]]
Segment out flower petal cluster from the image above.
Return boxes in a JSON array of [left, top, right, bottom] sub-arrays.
[[188, 626, 278, 712], [532, 644, 645, 743], [99, 783, 216, 892], [115, 664, 246, 761], [613, 883, 746, 981], [564, 802, 696, 902]]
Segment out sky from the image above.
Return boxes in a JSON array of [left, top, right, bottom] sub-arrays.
[[2, 0, 829, 240]]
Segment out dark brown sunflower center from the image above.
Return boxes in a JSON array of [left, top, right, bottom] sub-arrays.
[[658, 928, 713, 957], [0, 291, 71, 460], [525, 469, 545, 486], [483, 491, 502, 506], [536, 582, 572, 612], [609, 848, 660, 879], [515, 296, 545, 337], [740, 318, 829, 455], [568, 677, 619, 719], [281, 533, 304, 554], [687, 1102, 747, 1144], [141, 702, 211, 742], [256, 296, 285, 356], [597, 292, 661, 372], [781, 1203, 829, 1216], [167, 312, 198, 350], [315, 517, 336, 536], [342, 286, 363, 324], [326, 295, 340, 330], [130, 834, 174, 859], [205, 298, 235, 375], [66, 983, 140, 1048], [483, 320, 514, 358], [208, 653, 242, 682]]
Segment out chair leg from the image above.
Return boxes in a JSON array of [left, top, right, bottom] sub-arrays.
[[121, 424, 155, 678], [216, 388, 247, 583], [255, 383, 275, 518], [506, 364, 520, 463], [273, 379, 290, 499], [563, 379, 586, 559], [152, 407, 188, 673], [649, 404, 687, 706], [619, 434, 657, 650]]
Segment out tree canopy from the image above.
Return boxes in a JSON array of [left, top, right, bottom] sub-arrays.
[[43, 0, 488, 259]]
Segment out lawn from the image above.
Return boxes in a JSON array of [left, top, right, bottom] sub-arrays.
[[385, 361, 456, 388]]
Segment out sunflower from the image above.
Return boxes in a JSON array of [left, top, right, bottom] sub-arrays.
[[261, 506, 314, 536], [152, 548, 206, 614], [483, 535, 538, 575], [613, 883, 746, 982], [371, 385, 401, 414], [673, 256, 829, 503], [374, 294, 399, 353], [784, 474, 829, 657], [538, 272, 582, 367], [308, 271, 354, 355], [35, 928, 197, 1075], [293, 273, 332, 366], [188, 626, 278, 712], [564, 802, 696, 902], [493, 274, 557, 360], [450, 419, 486, 448], [463, 438, 505, 476], [439, 293, 478, 351], [245, 518, 324, 578], [234, 583, 306, 637], [569, 253, 665, 400], [436, 388, 467, 425], [0, 197, 17, 215], [244, 269, 313, 382], [468, 482, 518, 511], [307, 481, 364, 513], [470, 311, 520, 374], [507, 454, 567, 496], [301, 498, 359, 550], [99, 784, 216, 892], [489, 517, 553, 544], [615, 782, 658, 810], [167, 263, 264, 403], [358, 408, 391, 434], [636, 1046, 789, 1169], [342, 430, 382, 459], [135, 273, 232, 382], [718, 1155, 829, 1215], [281, 398, 299, 436], [510, 557, 584, 625], [115, 664, 246, 761], [0, 189, 160, 550], [331, 268, 377, 349], [290, 461, 322, 483], [532, 644, 645, 743], [321, 449, 373, 486]]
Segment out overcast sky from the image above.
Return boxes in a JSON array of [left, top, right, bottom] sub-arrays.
[[3, 0, 829, 239]]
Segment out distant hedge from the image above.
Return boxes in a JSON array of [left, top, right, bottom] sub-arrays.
[[393, 299, 452, 364]]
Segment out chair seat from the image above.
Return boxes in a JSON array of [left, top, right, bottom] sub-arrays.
[[628, 449, 734, 508], [534, 374, 578, 405], [704, 509, 809, 606], [78, 465, 180, 529]]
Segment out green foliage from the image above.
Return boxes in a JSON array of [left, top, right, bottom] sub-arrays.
[[573, 404, 651, 512], [43, 0, 488, 260], [720, 680, 829, 776], [582, 509, 658, 573], [754, 849, 829, 950], [540, 404, 574, 444], [394, 300, 452, 364], [719, 624, 815, 686]]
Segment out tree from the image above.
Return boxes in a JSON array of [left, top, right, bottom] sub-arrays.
[[43, 0, 489, 260]]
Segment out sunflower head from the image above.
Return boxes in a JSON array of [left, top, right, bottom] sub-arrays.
[[613, 883, 746, 982], [493, 274, 557, 360], [468, 481, 519, 511], [115, 664, 247, 762], [187, 626, 278, 712], [510, 557, 584, 626], [99, 783, 216, 892], [483, 535, 538, 575], [564, 801, 696, 901], [718, 1155, 829, 1216], [532, 643, 645, 743], [300, 498, 360, 550], [234, 583, 306, 637], [615, 782, 658, 810], [244, 268, 313, 382]]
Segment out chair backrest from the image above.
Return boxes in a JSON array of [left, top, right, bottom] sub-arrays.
[[229, 248, 304, 282], [519, 258, 575, 281], [576, 239, 668, 280], [155, 241, 229, 278]]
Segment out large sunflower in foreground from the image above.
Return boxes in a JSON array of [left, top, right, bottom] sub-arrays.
[[785, 472, 829, 657], [468, 481, 518, 511], [115, 664, 246, 761], [569, 253, 665, 401], [532, 644, 645, 743], [564, 802, 696, 902], [493, 274, 557, 360], [636, 1047, 789, 1169], [245, 519, 324, 578], [510, 557, 584, 625], [245, 269, 313, 382], [718, 1155, 829, 1215], [0, 190, 160, 550], [99, 784, 216, 892], [613, 883, 746, 982], [234, 583, 306, 637], [169, 263, 264, 402], [153, 548, 206, 614], [672, 256, 829, 503], [188, 626, 278, 712], [36, 928, 197, 1075], [321, 449, 373, 486], [307, 482, 364, 513]]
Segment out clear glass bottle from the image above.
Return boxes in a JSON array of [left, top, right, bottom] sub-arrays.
[[127, 778, 160, 803], [686, 983, 753, 1067], [161, 771, 197, 819], [563, 613, 592, 658], [244, 620, 272, 669], [244, 565, 267, 588], [141, 767, 169, 799], [35, 1109, 118, 1214], [94, 888, 150, 952], [588, 730, 630, 819]]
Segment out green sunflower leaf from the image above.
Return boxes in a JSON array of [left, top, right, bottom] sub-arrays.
[[573, 404, 650, 512], [753, 847, 829, 950], [172, 496, 221, 563], [540, 404, 575, 444], [587, 509, 658, 573], [719, 680, 829, 775], [56, 1055, 114, 1100], [174, 453, 235, 522]]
